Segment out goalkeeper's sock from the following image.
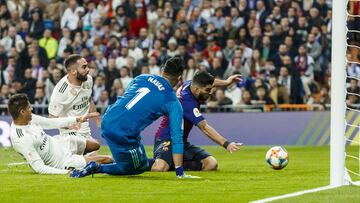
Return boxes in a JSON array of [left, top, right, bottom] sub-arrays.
[[145, 158, 155, 171], [183, 160, 202, 171]]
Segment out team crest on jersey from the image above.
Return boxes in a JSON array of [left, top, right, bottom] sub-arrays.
[[82, 83, 90, 89], [70, 88, 77, 95], [193, 108, 202, 117], [162, 141, 171, 151]]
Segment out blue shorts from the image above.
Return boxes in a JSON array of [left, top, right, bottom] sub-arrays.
[[103, 135, 148, 175]]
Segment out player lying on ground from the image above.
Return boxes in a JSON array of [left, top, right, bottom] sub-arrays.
[[8, 94, 113, 174], [70, 57, 198, 178], [151, 71, 242, 172]]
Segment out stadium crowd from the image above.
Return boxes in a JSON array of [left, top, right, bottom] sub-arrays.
[[0, 0, 350, 114]]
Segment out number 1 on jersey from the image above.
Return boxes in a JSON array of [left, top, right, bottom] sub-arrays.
[[125, 87, 150, 110]]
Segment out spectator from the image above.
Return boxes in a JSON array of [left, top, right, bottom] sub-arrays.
[[60, 0, 79, 30], [306, 33, 322, 80], [93, 75, 106, 104], [128, 38, 143, 62], [83, 1, 100, 29], [30, 39, 49, 68], [240, 90, 252, 105], [109, 78, 124, 104], [210, 57, 225, 79], [44, 67, 63, 101], [29, 8, 44, 39], [119, 66, 133, 89], [33, 86, 48, 114], [104, 58, 120, 90], [136, 47, 149, 70], [347, 63, 360, 79], [22, 68, 36, 103], [207, 88, 233, 112], [224, 57, 250, 79], [57, 27, 71, 59], [217, 16, 237, 48], [39, 29, 58, 59], [225, 82, 242, 105], [295, 44, 315, 97], [251, 85, 275, 105], [268, 75, 289, 105], [313, 86, 331, 110], [7, 1, 26, 17], [222, 38, 237, 63], [0, 84, 10, 104], [249, 49, 265, 78], [97, 90, 110, 114], [30, 56, 44, 81], [94, 51, 107, 71], [148, 56, 160, 76], [128, 1, 147, 37], [0, 26, 25, 53], [231, 7, 245, 29], [210, 8, 224, 30], [167, 37, 179, 57]]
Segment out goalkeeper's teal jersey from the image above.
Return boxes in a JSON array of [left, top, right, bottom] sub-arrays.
[[101, 74, 184, 154]]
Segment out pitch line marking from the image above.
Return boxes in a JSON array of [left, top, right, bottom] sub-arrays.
[[249, 185, 338, 203]]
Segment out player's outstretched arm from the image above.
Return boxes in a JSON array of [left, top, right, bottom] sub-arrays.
[[213, 74, 242, 88], [32, 113, 99, 130], [197, 120, 242, 153]]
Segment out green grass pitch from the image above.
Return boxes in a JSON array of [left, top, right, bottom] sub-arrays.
[[0, 146, 359, 202]]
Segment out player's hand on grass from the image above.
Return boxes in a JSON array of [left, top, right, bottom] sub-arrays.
[[227, 142, 243, 153], [177, 174, 201, 179]]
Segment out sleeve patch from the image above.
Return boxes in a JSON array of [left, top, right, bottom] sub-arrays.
[[193, 108, 202, 118]]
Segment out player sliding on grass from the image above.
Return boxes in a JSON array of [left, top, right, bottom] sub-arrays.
[[8, 94, 113, 174], [70, 56, 199, 178], [151, 71, 242, 172]]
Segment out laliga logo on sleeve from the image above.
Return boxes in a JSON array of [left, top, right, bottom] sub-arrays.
[[0, 121, 11, 147], [193, 108, 202, 117]]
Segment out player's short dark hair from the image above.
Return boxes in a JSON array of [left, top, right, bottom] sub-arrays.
[[64, 54, 82, 70], [8, 94, 29, 120], [193, 71, 215, 87], [163, 56, 185, 77]]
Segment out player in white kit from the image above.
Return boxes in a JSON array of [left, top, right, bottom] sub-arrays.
[[49, 54, 101, 144], [9, 94, 113, 174]]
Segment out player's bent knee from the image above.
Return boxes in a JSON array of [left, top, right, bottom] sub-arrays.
[[85, 139, 100, 152], [202, 156, 218, 171], [151, 159, 170, 172]]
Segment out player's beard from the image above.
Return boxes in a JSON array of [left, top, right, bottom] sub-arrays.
[[198, 93, 210, 103], [76, 72, 88, 82]]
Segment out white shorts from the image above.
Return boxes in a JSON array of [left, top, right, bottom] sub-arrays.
[[61, 131, 93, 139], [56, 133, 88, 155], [53, 136, 87, 170]]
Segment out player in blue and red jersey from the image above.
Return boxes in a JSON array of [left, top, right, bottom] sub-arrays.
[[150, 71, 243, 172]]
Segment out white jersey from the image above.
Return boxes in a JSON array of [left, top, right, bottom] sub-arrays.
[[10, 115, 86, 174], [48, 75, 93, 136]]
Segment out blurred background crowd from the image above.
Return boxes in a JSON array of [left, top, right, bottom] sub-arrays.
[[0, 0, 357, 114]]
